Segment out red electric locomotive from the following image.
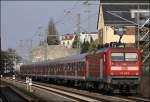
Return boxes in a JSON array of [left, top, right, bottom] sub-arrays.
[[20, 47, 141, 93]]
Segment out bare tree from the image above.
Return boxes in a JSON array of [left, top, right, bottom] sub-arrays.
[[47, 18, 60, 45]]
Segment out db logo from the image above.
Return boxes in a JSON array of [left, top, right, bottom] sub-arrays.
[[122, 63, 127, 66], [122, 67, 127, 70]]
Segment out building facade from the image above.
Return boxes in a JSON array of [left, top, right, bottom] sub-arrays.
[[97, 0, 149, 47], [80, 32, 98, 43], [60, 34, 75, 48], [61, 32, 98, 48]]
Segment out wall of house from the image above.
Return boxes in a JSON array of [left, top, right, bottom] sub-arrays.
[[103, 26, 135, 44], [60, 35, 75, 48], [80, 33, 98, 43], [61, 39, 74, 48], [31, 45, 80, 62]]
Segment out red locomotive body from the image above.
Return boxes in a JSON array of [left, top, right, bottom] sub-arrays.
[[20, 47, 141, 93]]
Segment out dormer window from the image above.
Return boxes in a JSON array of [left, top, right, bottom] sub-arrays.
[[130, 9, 149, 18]]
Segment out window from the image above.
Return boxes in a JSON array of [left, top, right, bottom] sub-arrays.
[[114, 26, 127, 35], [111, 53, 124, 61], [111, 52, 138, 62], [125, 53, 138, 61]]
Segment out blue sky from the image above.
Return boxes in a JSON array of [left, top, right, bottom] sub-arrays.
[[1, 1, 99, 56]]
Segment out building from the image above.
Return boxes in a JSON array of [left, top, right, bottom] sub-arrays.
[[60, 34, 75, 48], [61, 32, 98, 48], [97, 0, 149, 47], [97, 0, 150, 97], [80, 32, 98, 43]]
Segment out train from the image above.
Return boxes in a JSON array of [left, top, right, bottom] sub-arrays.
[[20, 47, 142, 93]]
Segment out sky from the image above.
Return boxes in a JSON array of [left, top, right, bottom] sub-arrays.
[[1, 1, 99, 58]]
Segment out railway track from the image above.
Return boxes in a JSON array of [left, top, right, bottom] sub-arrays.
[[27, 80, 150, 102], [32, 81, 133, 102], [3, 78, 150, 102], [0, 84, 29, 102], [126, 96, 150, 102]]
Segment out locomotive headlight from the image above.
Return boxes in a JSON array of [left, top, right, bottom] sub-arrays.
[[128, 66, 138, 70], [110, 72, 114, 75], [111, 66, 122, 70], [135, 72, 139, 75]]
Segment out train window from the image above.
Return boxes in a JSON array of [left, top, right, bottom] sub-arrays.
[[64, 64, 67, 70], [57, 64, 59, 69], [111, 52, 138, 62], [72, 63, 74, 71], [70, 63, 72, 71], [125, 53, 138, 61], [61, 64, 63, 69], [52, 64, 54, 69], [111, 53, 124, 61], [71, 63, 74, 71], [81, 62, 84, 71], [75, 62, 78, 71], [77, 62, 80, 71], [64, 64, 67, 71], [62, 64, 64, 69], [59, 64, 61, 69], [68, 63, 71, 71]]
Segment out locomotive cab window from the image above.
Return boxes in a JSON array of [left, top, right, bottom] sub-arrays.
[[111, 53, 124, 61], [125, 53, 138, 61], [111, 52, 138, 62]]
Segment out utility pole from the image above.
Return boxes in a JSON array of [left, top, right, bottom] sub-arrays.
[[38, 27, 48, 61], [18, 40, 24, 63], [0, 33, 2, 74], [29, 39, 33, 62], [76, 13, 81, 48], [64, 10, 81, 48], [44, 29, 48, 61], [137, 4, 140, 48], [87, 1, 91, 33], [84, 0, 91, 33]]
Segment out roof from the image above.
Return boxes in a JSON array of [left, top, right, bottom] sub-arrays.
[[21, 48, 107, 67], [97, 0, 150, 26], [100, 0, 149, 3], [62, 34, 74, 40], [21, 47, 140, 68], [103, 4, 149, 25], [81, 32, 98, 34]]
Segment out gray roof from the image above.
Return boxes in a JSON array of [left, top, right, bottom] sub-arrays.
[[100, 0, 149, 3], [101, 1, 150, 25]]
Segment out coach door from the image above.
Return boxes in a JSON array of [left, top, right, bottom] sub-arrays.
[[100, 57, 103, 80]]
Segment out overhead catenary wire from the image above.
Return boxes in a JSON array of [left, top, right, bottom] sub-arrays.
[[55, 1, 80, 25], [105, 10, 149, 29]]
